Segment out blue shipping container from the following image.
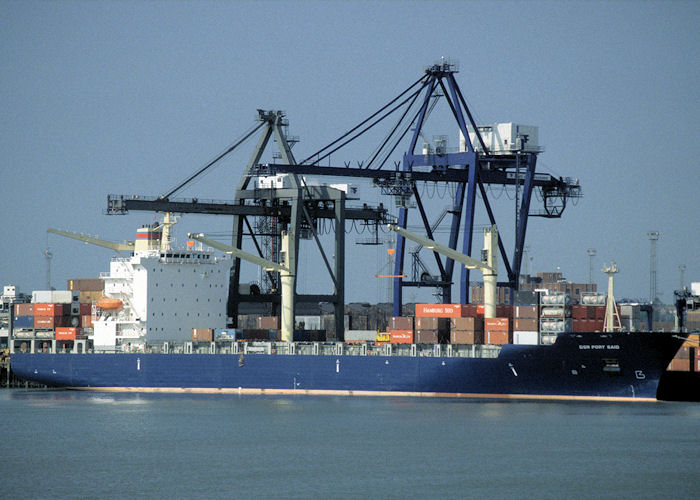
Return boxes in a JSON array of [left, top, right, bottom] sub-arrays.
[[13, 315, 34, 328]]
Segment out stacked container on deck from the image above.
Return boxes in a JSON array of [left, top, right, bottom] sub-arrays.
[[513, 305, 538, 345], [389, 316, 414, 344], [539, 294, 571, 344]]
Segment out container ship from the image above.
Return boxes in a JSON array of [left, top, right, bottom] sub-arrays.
[[6, 221, 686, 402]]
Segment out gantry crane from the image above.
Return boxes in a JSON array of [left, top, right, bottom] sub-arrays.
[[257, 61, 582, 315]]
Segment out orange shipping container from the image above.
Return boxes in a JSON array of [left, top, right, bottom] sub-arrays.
[[485, 330, 511, 345], [476, 304, 485, 315], [390, 330, 413, 344], [484, 317, 510, 332], [415, 304, 468, 318], [192, 328, 214, 342], [79, 303, 93, 315], [34, 303, 66, 317], [55, 327, 82, 340]]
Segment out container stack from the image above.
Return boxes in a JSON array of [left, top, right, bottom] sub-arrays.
[[666, 335, 699, 371], [539, 293, 572, 343], [389, 316, 414, 344], [449, 317, 484, 344], [513, 305, 538, 345]]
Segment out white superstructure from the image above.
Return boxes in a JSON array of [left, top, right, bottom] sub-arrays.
[[460, 123, 539, 154], [93, 221, 230, 351]]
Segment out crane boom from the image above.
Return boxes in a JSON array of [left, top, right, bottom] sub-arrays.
[[47, 228, 134, 252]]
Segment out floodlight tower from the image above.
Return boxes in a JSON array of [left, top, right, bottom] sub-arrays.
[[648, 231, 660, 303], [587, 248, 596, 284]]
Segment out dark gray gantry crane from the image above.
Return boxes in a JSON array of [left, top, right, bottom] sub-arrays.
[[106, 109, 389, 339]]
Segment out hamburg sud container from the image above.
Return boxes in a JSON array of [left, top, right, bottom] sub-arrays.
[[390, 330, 413, 343], [415, 304, 469, 318], [55, 327, 82, 340]]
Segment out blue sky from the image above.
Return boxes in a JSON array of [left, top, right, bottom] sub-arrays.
[[2, 0, 698, 305]]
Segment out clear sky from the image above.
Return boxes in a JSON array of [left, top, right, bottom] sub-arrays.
[[2, 0, 698, 305]]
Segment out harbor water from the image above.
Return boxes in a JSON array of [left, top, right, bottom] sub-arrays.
[[2, 390, 699, 499]]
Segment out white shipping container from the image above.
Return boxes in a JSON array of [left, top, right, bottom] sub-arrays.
[[514, 331, 539, 345], [692, 282, 700, 296], [32, 290, 74, 304], [344, 330, 377, 342]]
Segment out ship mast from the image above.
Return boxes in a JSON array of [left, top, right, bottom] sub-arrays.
[[602, 261, 622, 332]]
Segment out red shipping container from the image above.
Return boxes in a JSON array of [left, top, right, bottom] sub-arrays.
[[415, 330, 439, 343], [192, 328, 214, 342], [514, 305, 537, 319], [14, 303, 34, 316], [81, 315, 93, 328], [34, 316, 70, 328], [79, 303, 92, 315], [571, 306, 587, 320], [55, 327, 81, 340], [484, 317, 510, 331], [415, 317, 440, 330], [390, 330, 413, 344], [485, 330, 511, 345], [391, 316, 414, 330], [256, 316, 279, 329], [415, 304, 468, 318], [450, 330, 484, 345], [514, 318, 538, 331], [496, 305, 513, 318], [476, 304, 485, 315], [34, 303, 67, 316], [450, 317, 483, 331]]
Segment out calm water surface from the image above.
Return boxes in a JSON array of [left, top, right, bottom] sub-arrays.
[[1, 389, 699, 499]]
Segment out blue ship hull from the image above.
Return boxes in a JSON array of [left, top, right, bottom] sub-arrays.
[[10, 332, 683, 401]]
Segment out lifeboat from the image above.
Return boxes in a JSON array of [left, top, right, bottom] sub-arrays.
[[97, 298, 123, 310]]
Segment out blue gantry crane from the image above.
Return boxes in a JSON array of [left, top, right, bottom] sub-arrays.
[[257, 61, 581, 316]]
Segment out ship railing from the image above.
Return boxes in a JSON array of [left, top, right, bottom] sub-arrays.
[[144, 340, 503, 358]]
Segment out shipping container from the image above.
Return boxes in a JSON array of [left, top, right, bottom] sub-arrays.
[[484, 317, 511, 331], [450, 330, 484, 345], [56, 327, 82, 340], [296, 315, 322, 330], [215, 329, 240, 341], [390, 316, 414, 330], [415, 330, 439, 343], [541, 307, 569, 318], [514, 305, 537, 318], [415, 316, 440, 330], [344, 330, 377, 342], [35, 330, 55, 339], [33, 303, 67, 317], [67, 278, 104, 292], [514, 318, 538, 331], [513, 331, 538, 345], [81, 315, 93, 328], [256, 316, 279, 329], [12, 315, 34, 329], [32, 290, 77, 304], [192, 328, 214, 342], [667, 358, 690, 371], [485, 330, 511, 345], [13, 330, 33, 339], [390, 330, 413, 344], [79, 303, 93, 315], [14, 303, 34, 316], [415, 304, 468, 318], [450, 316, 484, 332], [34, 316, 70, 328]]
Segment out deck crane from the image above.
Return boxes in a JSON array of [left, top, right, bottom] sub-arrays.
[[256, 61, 582, 316]]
